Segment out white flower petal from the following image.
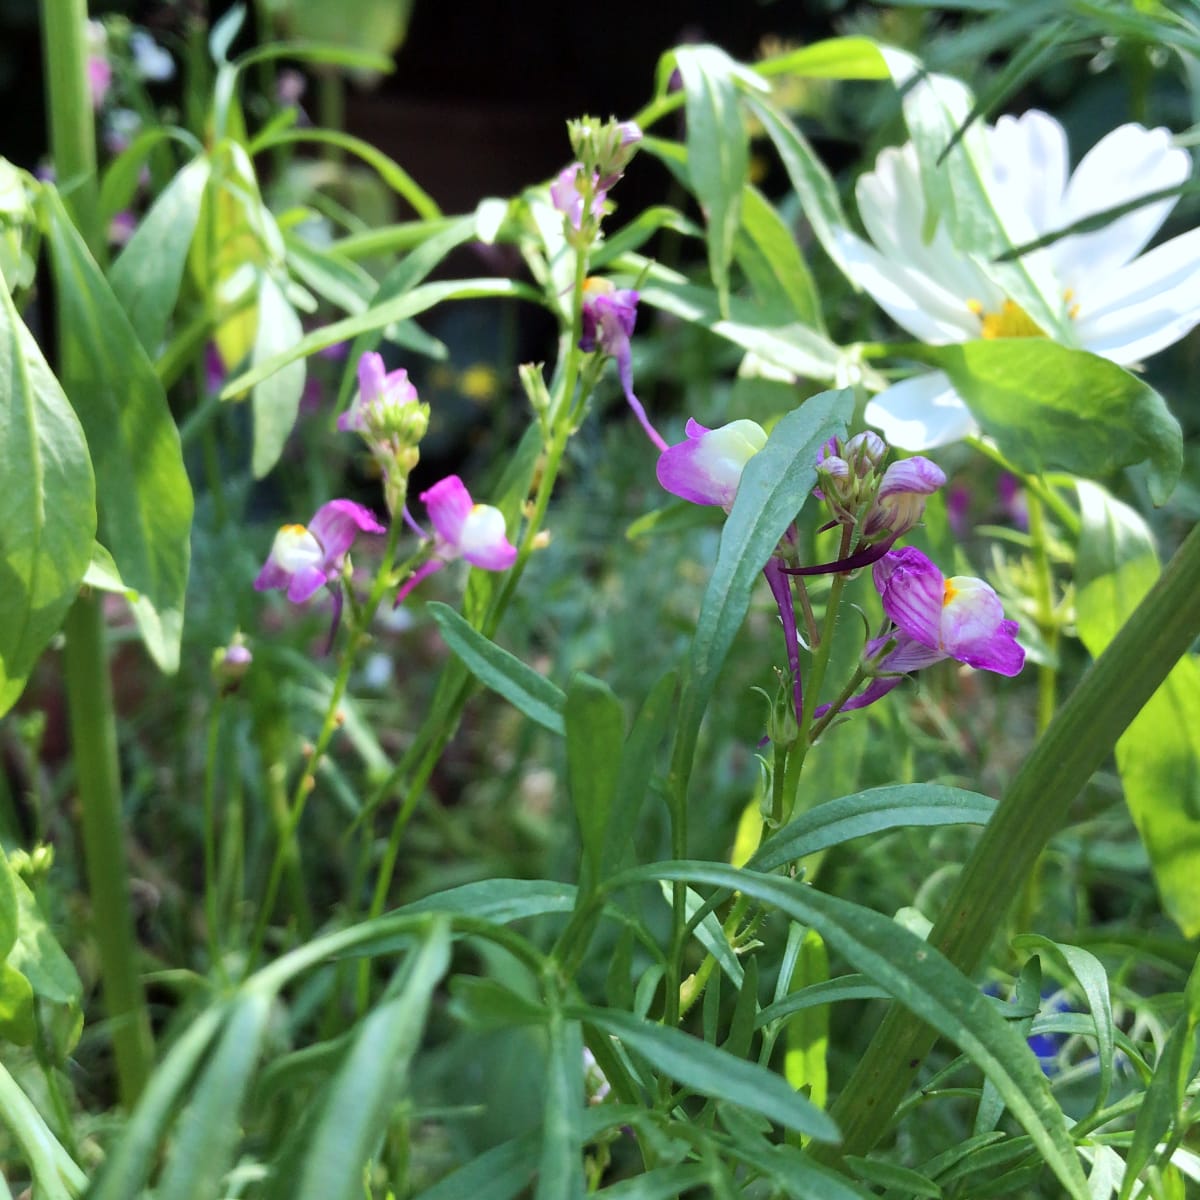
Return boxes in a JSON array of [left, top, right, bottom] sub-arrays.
[[835, 228, 981, 344], [1054, 123, 1190, 285], [989, 111, 1069, 240], [865, 370, 979, 450], [1076, 228, 1200, 362]]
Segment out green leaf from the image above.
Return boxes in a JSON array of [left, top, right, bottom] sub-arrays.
[[574, 1006, 840, 1142], [82, 541, 136, 598], [294, 922, 451, 1200], [1011, 934, 1115, 1113], [1074, 480, 1200, 934], [0, 285, 95, 716], [0, 853, 14, 958], [7, 869, 82, 1009], [99, 126, 203, 225], [566, 673, 625, 889], [636, 272, 843, 381], [614, 862, 1091, 1199], [449, 976, 547, 1030], [42, 189, 193, 672], [0, 961, 34, 1044], [537, 1010, 585, 1200], [678, 390, 851, 757], [744, 97, 852, 279], [411, 1133, 537, 1200], [674, 45, 752, 316], [250, 272, 306, 478], [757, 975, 889, 1028], [400, 878, 577, 925], [109, 157, 209, 354], [427, 602, 565, 735], [757, 36, 891, 80], [735, 185, 823, 329], [223, 276, 540, 399], [748, 784, 997, 873], [155, 993, 273, 1200], [785, 929, 829, 1106], [921, 341, 1181, 505], [845, 1155, 943, 1197]]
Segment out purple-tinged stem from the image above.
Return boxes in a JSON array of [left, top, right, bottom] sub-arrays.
[[763, 556, 804, 729]]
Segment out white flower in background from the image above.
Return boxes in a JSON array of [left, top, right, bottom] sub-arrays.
[[839, 110, 1200, 449]]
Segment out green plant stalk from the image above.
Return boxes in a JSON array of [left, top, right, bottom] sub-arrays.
[[42, 0, 156, 1108], [202, 696, 227, 981], [247, 522, 402, 968], [1025, 490, 1059, 733], [0, 1060, 87, 1200], [821, 519, 1200, 1163]]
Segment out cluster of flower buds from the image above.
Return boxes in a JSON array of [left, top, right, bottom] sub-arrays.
[[338, 351, 431, 516], [551, 116, 642, 246], [815, 432, 945, 545]]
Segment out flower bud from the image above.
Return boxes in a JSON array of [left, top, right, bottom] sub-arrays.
[[212, 634, 252, 692]]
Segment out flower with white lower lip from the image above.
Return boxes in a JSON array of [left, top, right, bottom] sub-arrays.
[[838, 110, 1200, 450]]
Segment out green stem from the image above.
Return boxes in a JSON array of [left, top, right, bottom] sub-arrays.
[[202, 696, 227, 982], [247, 523, 402, 969], [965, 435, 1080, 534], [63, 597, 155, 1107], [0, 1060, 87, 1199], [821, 520, 1200, 1163], [41, 0, 155, 1107]]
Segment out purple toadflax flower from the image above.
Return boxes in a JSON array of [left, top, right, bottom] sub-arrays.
[[825, 546, 1024, 716], [338, 351, 419, 434], [656, 418, 767, 510], [861, 456, 947, 540], [395, 475, 518, 603], [580, 279, 666, 451], [255, 500, 385, 647], [551, 164, 607, 231]]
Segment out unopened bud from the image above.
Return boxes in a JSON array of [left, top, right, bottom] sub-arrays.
[[211, 634, 252, 692]]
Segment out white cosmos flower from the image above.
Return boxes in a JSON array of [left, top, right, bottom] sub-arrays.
[[839, 110, 1200, 450]]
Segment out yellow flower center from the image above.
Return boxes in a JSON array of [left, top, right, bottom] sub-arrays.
[[943, 578, 958, 607], [966, 298, 1045, 339], [282, 523, 308, 536]]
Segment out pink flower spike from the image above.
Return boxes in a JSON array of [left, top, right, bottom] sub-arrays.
[[656, 418, 768, 511], [339, 351, 418, 433]]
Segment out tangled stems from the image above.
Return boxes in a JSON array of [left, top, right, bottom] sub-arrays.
[[246, 520, 403, 970]]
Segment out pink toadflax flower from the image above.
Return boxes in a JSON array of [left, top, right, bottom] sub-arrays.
[[581, 279, 666, 451], [656, 418, 767, 511], [551, 163, 607, 231], [826, 546, 1024, 716], [861, 456, 946, 540], [338, 351, 419, 433], [395, 475, 518, 603]]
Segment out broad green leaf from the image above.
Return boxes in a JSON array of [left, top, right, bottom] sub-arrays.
[[574, 1006, 840, 1142], [748, 784, 997, 873], [0, 961, 33, 1044], [223, 276, 541, 398], [845, 1156, 942, 1197], [674, 45, 752, 316], [757, 36, 891, 80], [0, 285, 94, 716], [596, 1165, 712, 1199], [1011, 934, 1115, 1113], [42, 189, 193, 672], [785, 929, 829, 1107], [109, 157, 210, 354], [99, 126, 203, 225], [1075, 480, 1200, 933], [155, 993, 273, 1200], [615, 862, 1091, 1199], [680, 388, 851, 751], [566, 673, 625, 889], [82, 541, 135, 598], [922, 341, 1181, 505], [294, 923, 451, 1200], [735, 185, 823, 329], [537, 1010, 585, 1200], [427, 602, 565, 735], [250, 272, 306, 478], [635, 273, 842, 381], [744, 97, 852, 279], [411, 1132, 537, 1200]]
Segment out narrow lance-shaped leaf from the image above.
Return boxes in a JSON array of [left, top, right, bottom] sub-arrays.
[[565, 673, 625, 891], [42, 189, 193, 672], [674, 45, 753, 317], [109, 156, 210, 355], [251, 272, 306, 479], [0, 284, 95, 715]]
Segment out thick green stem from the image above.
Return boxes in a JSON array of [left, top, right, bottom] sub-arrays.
[[822, 520, 1200, 1163], [42, 0, 155, 1108], [63, 598, 154, 1107], [1026, 491, 1059, 734]]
